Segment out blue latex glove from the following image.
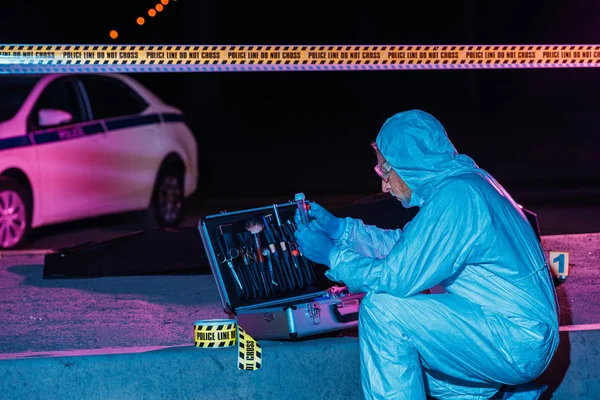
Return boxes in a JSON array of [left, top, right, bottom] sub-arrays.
[[294, 222, 335, 267], [294, 202, 346, 239]]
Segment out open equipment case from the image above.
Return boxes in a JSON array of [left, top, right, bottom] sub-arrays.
[[198, 199, 364, 340]]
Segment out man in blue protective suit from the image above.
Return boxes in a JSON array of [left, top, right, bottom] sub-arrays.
[[294, 110, 560, 399]]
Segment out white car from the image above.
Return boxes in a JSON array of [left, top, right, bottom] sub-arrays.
[[0, 73, 198, 249]]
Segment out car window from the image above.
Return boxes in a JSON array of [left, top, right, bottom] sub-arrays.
[[80, 76, 148, 120], [28, 78, 86, 131], [0, 76, 40, 122]]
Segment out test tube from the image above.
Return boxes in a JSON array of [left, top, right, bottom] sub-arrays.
[[295, 192, 310, 225]]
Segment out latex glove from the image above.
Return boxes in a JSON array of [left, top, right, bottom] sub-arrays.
[[294, 202, 346, 239], [294, 222, 335, 267]]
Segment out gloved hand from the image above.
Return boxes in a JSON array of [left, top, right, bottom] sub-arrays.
[[294, 223, 335, 267], [294, 202, 346, 239]]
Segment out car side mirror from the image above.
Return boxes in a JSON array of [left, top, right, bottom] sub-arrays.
[[38, 109, 73, 127]]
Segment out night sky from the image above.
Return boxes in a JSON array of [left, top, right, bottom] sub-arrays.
[[2, 1, 600, 202]]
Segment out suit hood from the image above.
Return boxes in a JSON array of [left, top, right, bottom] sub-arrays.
[[375, 110, 478, 207]]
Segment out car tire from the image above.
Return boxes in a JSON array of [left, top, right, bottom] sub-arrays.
[[148, 162, 185, 229], [0, 177, 32, 250]]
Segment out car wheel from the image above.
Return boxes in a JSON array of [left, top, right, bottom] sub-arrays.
[[149, 164, 185, 228], [0, 177, 32, 250]]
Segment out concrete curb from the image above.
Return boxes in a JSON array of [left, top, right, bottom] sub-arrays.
[[0, 337, 362, 400], [0, 330, 598, 400]]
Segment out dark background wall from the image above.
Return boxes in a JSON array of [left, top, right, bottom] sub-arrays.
[[2, 0, 599, 202]]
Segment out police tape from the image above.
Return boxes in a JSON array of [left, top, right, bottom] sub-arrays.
[[194, 319, 262, 371], [2, 44, 600, 73]]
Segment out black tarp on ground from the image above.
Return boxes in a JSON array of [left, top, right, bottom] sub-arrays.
[[43, 228, 210, 278]]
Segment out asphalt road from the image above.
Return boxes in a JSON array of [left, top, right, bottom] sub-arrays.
[[14, 192, 600, 252], [0, 232, 598, 357]]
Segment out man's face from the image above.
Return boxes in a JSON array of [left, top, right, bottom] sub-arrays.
[[376, 150, 413, 204]]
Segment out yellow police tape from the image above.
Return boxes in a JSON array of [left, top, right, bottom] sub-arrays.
[[194, 319, 262, 371], [2, 44, 600, 73]]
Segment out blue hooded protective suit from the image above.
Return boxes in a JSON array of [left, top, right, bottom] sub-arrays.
[[325, 110, 560, 399]]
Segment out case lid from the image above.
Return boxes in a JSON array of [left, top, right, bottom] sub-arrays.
[[198, 201, 336, 314]]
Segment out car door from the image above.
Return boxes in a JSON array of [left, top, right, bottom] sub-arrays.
[[29, 76, 112, 224], [78, 75, 161, 212]]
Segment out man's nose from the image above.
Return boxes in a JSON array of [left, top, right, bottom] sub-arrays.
[[381, 180, 390, 193]]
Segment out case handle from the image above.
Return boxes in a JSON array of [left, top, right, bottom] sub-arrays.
[[333, 299, 360, 323]]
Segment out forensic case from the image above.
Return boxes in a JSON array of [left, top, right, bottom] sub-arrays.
[[198, 198, 364, 341]]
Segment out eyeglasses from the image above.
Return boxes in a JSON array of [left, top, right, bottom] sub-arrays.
[[371, 141, 393, 183]]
